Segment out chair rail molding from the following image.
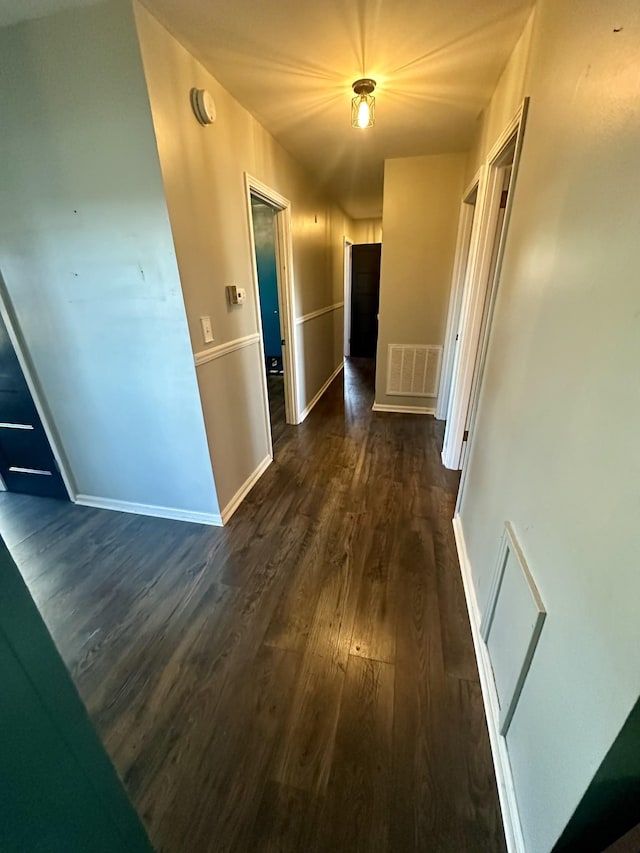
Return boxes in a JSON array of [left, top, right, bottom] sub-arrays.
[[295, 302, 344, 326], [194, 333, 260, 367]]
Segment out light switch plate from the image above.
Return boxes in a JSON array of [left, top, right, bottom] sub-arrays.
[[200, 316, 214, 344]]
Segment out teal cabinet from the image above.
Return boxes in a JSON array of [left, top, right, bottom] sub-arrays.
[[0, 538, 153, 851]]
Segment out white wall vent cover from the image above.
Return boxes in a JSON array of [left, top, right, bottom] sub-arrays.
[[386, 344, 442, 397], [481, 522, 546, 735]]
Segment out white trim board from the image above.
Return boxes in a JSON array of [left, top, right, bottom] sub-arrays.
[[298, 361, 344, 423], [220, 453, 272, 524], [295, 302, 344, 326], [372, 403, 435, 415], [481, 521, 546, 736], [194, 333, 260, 367], [437, 172, 481, 420], [75, 495, 222, 526], [443, 99, 529, 473], [452, 514, 526, 853]]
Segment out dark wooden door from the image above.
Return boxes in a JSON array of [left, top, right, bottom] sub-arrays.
[[0, 314, 68, 499], [350, 243, 381, 358]]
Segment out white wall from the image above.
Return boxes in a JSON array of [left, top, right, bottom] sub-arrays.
[[134, 4, 353, 514], [375, 154, 466, 410], [465, 9, 536, 184], [458, 1, 640, 850], [0, 0, 219, 520]]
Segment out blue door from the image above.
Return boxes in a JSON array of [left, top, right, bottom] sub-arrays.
[[251, 197, 283, 374]]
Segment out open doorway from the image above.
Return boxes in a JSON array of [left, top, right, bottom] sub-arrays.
[[245, 174, 298, 454], [461, 162, 513, 469], [442, 100, 529, 476], [250, 196, 286, 445], [349, 243, 382, 359]]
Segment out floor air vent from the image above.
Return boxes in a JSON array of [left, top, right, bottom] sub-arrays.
[[386, 344, 442, 397]]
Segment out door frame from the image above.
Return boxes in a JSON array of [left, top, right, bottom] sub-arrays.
[[442, 99, 529, 473], [244, 174, 299, 440], [0, 277, 75, 499], [343, 236, 353, 357], [436, 170, 481, 421]]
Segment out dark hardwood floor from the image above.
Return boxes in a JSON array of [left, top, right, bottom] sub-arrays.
[[0, 359, 506, 853], [267, 373, 286, 446]]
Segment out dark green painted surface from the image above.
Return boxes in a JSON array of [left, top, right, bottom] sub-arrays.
[[0, 537, 153, 852], [553, 698, 640, 852]]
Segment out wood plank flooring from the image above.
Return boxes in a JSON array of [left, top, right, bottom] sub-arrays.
[[0, 358, 506, 853], [267, 373, 286, 446]]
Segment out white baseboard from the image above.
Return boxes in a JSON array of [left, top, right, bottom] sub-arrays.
[[372, 402, 436, 415], [220, 454, 272, 524], [298, 361, 344, 423], [75, 495, 222, 526], [452, 514, 526, 853]]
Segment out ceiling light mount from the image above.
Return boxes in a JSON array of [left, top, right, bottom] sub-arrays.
[[351, 78, 376, 129]]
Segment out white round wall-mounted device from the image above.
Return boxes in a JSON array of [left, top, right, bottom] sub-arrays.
[[190, 88, 216, 126]]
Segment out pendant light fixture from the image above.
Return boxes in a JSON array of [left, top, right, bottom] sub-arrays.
[[351, 78, 376, 129]]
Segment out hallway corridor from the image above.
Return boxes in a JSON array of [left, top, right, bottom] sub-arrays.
[[0, 360, 505, 852]]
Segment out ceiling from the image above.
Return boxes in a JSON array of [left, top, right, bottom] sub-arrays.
[[143, 0, 534, 219], [2, 0, 534, 219]]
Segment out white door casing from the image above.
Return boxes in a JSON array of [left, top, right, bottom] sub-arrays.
[[436, 173, 481, 422], [244, 173, 300, 451], [442, 100, 530, 475]]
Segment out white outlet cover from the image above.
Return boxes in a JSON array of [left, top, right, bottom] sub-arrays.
[[200, 316, 214, 343]]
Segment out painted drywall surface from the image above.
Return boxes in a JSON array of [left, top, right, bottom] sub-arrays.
[[134, 3, 351, 511], [295, 307, 344, 414], [458, 1, 640, 850], [0, 0, 219, 516], [375, 154, 466, 409], [465, 8, 535, 184], [352, 219, 383, 243], [195, 343, 270, 510]]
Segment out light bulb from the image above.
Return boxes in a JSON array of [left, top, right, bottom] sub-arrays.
[[357, 98, 370, 128]]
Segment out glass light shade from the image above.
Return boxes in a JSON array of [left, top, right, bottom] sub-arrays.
[[351, 92, 375, 128]]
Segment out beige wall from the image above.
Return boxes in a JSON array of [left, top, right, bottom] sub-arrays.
[[134, 4, 353, 514], [351, 219, 383, 244], [458, 1, 640, 850], [0, 0, 219, 521], [465, 9, 535, 184], [375, 154, 465, 409]]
